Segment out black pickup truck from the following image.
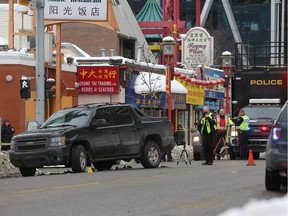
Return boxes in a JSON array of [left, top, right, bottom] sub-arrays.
[[9, 103, 175, 177]]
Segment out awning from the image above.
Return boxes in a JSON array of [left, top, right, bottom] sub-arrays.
[[134, 72, 188, 94]]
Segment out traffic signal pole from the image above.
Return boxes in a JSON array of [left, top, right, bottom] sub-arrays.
[[35, 0, 45, 125]]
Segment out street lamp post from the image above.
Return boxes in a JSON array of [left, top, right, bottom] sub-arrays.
[[232, 100, 238, 118], [162, 36, 175, 123], [221, 51, 233, 114]]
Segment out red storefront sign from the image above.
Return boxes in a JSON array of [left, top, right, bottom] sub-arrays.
[[77, 66, 119, 94]]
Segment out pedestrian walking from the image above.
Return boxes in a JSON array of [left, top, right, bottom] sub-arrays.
[[1, 119, 15, 143], [198, 106, 216, 165], [214, 109, 234, 160], [233, 109, 249, 160]]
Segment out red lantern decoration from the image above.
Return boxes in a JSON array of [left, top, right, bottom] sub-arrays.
[[195, 79, 202, 85], [174, 71, 181, 77], [206, 81, 212, 86], [220, 78, 226, 83], [215, 79, 222, 84], [185, 76, 191, 82], [179, 74, 186, 80], [191, 78, 197, 84], [211, 80, 217, 85], [199, 80, 206, 86]]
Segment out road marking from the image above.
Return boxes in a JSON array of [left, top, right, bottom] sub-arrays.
[[11, 173, 170, 195], [177, 199, 224, 208]]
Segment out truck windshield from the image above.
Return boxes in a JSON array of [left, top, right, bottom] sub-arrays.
[[41, 109, 92, 128], [244, 106, 282, 119]]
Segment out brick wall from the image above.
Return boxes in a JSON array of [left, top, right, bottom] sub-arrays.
[[61, 23, 119, 57]]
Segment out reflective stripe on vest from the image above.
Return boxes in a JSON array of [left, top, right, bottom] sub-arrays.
[[238, 115, 249, 131]]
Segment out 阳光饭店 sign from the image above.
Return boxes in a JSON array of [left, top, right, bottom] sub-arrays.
[[77, 66, 119, 94]]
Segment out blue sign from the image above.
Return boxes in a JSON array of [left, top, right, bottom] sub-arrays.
[[125, 75, 186, 109], [205, 89, 225, 99]]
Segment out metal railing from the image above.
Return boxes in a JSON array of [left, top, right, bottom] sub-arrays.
[[235, 42, 287, 71]]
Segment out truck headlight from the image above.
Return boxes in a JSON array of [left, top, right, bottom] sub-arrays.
[[50, 136, 66, 147], [230, 127, 238, 137], [192, 135, 200, 143]]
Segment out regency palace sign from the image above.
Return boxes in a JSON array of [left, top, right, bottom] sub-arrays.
[[182, 27, 214, 70]]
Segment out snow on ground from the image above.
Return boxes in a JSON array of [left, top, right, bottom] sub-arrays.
[[218, 194, 288, 216], [0, 151, 20, 177]]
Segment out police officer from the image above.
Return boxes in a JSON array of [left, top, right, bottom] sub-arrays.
[[233, 109, 249, 159], [214, 109, 234, 160], [198, 106, 216, 165]]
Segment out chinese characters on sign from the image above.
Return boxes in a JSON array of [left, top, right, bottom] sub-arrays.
[[182, 27, 214, 70], [44, 0, 107, 21], [77, 66, 119, 94], [135, 92, 162, 108]]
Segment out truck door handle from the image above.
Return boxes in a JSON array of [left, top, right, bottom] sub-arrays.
[[111, 129, 118, 134], [131, 127, 139, 131]]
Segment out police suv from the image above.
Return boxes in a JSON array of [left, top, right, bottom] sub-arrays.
[[228, 99, 282, 160]]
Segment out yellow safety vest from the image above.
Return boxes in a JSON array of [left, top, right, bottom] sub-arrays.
[[201, 112, 215, 134], [216, 115, 233, 131], [238, 115, 249, 131]]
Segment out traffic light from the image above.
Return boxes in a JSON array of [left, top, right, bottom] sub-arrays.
[[20, 77, 31, 99], [223, 75, 229, 88], [45, 78, 56, 98]]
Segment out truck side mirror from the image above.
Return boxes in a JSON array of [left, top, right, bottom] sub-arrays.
[[92, 118, 107, 127], [25, 121, 40, 131]]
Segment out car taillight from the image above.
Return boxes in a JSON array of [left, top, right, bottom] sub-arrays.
[[272, 126, 281, 140], [261, 126, 268, 132]]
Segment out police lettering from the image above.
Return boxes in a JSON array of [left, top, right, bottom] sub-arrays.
[[250, 80, 283, 86]]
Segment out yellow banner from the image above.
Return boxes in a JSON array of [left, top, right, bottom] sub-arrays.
[[18, 0, 29, 6], [175, 77, 205, 105]]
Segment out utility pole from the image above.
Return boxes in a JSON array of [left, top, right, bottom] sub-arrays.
[[34, 0, 45, 124]]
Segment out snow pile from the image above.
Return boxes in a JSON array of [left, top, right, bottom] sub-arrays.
[[171, 145, 194, 162], [218, 194, 288, 216], [0, 151, 21, 177]]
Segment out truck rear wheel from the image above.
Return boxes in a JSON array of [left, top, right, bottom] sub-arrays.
[[71, 145, 87, 173], [20, 167, 36, 177], [140, 141, 161, 168], [93, 161, 114, 171]]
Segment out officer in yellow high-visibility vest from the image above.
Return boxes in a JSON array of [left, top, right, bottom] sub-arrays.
[[197, 106, 216, 165], [233, 109, 250, 159], [214, 109, 234, 160]]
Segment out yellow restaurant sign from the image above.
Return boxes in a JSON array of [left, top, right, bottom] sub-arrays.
[[175, 77, 205, 105], [18, 0, 29, 7]]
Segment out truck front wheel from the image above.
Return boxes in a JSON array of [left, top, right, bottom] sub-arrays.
[[141, 141, 161, 168], [20, 167, 36, 177], [71, 145, 87, 173]]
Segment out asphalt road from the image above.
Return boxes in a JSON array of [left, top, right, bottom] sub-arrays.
[[0, 158, 286, 216]]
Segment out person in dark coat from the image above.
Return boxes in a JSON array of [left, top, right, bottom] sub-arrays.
[[198, 106, 216, 165], [1, 120, 15, 143]]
